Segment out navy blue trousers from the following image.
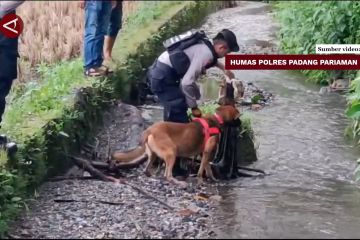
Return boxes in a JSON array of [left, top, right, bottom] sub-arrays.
[[147, 60, 189, 123]]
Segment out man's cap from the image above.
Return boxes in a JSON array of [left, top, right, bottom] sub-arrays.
[[214, 29, 239, 52]]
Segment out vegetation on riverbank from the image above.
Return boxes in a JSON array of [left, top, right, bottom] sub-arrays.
[[272, 0, 360, 178], [0, 1, 235, 236]]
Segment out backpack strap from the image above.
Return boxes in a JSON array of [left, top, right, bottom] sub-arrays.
[[202, 38, 218, 69], [192, 117, 221, 151]]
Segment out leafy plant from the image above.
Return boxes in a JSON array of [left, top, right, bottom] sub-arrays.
[[272, 1, 360, 84], [251, 95, 262, 104]]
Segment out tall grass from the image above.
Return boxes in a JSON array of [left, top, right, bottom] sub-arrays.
[[16, 1, 140, 84]]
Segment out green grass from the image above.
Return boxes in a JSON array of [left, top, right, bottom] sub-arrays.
[[113, 1, 186, 64], [272, 0, 360, 180], [2, 1, 186, 145], [239, 111, 255, 141], [2, 59, 95, 142]]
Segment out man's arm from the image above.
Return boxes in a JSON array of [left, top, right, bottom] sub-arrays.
[[181, 60, 202, 109], [181, 44, 215, 109], [0, 1, 25, 18], [215, 61, 235, 79]]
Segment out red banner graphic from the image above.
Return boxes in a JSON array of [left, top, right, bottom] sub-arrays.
[[224, 54, 360, 70], [0, 13, 23, 38]]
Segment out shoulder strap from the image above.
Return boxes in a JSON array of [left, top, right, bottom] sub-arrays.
[[202, 38, 218, 69]]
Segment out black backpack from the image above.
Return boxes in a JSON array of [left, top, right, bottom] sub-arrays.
[[163, 30, 218, 77]]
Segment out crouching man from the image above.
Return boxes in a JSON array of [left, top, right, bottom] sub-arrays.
[[146, 29, 239, 175]]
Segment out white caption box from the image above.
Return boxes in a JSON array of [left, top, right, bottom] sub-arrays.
[[316, 44, 360, 54]]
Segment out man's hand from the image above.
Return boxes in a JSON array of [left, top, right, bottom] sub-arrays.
[[191, 107, 202, 118], [224, 69, 235, 79], [79, 0, 85, 9], [215, 61, 235, 79]]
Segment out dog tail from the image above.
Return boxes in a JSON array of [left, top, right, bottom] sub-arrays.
[[110, 130, 150, 168]]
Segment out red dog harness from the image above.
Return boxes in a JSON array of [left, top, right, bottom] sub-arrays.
[[192, 113, 224, 151]]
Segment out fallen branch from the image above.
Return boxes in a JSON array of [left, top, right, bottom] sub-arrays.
[[70, 156, 117, 183], [90, 161, 110, 169], [54, 198, 124, 206], [69, 155, 174, 210]]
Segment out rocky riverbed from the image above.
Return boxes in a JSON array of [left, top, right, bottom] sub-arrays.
[[7, 102, 227, 239]]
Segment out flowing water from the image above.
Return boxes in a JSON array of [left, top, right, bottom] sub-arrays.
[[195, 1, 360, 238]]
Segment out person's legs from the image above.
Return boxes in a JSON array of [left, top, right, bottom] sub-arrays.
[[0, 78, 13, 124], [83, 1, 112, 76], [0, 30, 19, 154], [0, 77, 17, 154], [93, 2, 112, 69], [104, 1, 122, 62]]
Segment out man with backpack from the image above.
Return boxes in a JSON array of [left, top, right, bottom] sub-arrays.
[[146, 29, 239, 123]]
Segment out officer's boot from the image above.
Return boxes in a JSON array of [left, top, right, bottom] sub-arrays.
[[0, 133, 18, 156]]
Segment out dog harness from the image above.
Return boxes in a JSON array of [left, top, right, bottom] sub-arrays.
[[192, 113, 224, 151]]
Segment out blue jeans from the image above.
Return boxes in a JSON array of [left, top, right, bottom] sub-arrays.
[[147, 60, 189, 123], [107, 1, 123, 38], [83, 1, 112, 70]]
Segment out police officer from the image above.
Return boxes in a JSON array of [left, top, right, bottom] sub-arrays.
[[0, 1, 25, 153], [147, 29, 239, 123]]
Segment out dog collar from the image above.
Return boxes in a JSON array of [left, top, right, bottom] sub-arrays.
[[213, 113, 224, 125]]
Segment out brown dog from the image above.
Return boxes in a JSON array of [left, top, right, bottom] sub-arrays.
[[111, 105, 240, 187]]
